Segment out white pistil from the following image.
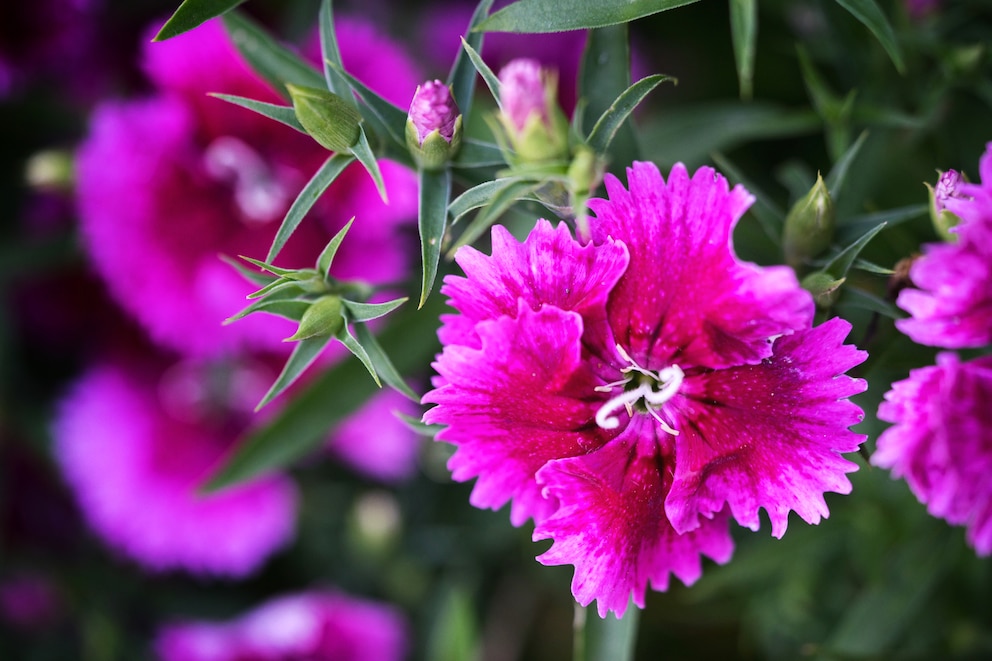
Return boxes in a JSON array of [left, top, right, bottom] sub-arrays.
[[594, 346, 684, 435]]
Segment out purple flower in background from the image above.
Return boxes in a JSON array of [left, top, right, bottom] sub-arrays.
[[423, 161, 867, 616], [328, 389, 423, 483], [155, 589, 407, 661], [53, 356, 298, 576], [874, 353, 992, 555], [75, 17, 420, 358], [897, 143, 992, 348]]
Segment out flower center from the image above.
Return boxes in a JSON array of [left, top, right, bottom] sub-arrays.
[[203, 136, 291, 225], [594, 344, 683, 436]]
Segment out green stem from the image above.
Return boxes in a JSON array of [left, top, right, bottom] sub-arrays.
[[573, 601, 641, 661]]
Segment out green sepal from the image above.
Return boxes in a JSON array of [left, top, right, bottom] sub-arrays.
[[317, 218, 354, 278], [287, 84, 362, 153], [342, 297, 408, 323], [285, 296, 344, 341], [246, 278, 306, 301], [801, 271, 846, 309], [239, 255, 316, 280], [224, 292, 310, 325], [406, 117, 463, 171]]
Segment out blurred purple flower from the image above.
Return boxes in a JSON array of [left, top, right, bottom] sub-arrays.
[[75, 17, 420, 358], [897, 143, 992, 348], [328, 388, 423, 483], [154, 589, 407, 661], [874, 352, 992, 555], [53, 356, 298, 576], [0, 572, 62, 630], [423, 161, 867, 616]]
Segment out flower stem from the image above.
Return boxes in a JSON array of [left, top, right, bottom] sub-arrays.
[[573, 602, 640, 661]]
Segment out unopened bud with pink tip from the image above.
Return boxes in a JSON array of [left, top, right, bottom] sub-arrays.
[[495, 58, 569, 165], [927, 169, 966, 241], [406, 79, 462, 170]]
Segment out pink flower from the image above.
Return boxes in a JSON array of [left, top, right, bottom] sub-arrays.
[[873, 352, 992, 555], [423, 161, 867, 616], [408, 79, 459, 144], [498, 58, 552, 132], [154, 589, 407, 661], [75, 17, 419, 357], [897, 142, 992, 348], [53, 357, 298, 576]]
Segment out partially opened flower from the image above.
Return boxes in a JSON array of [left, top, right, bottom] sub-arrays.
[[75, 17, 419, 357], [424, 161, 867, 616], [53, 356, 297, 576], [896, 142, 992, 348], [873, 352, 992, 555], [155, 589, 407, 661]]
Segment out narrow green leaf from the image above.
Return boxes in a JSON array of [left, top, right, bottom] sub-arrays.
[[209, 94, 305, 132], [222, 11, 323, 100], [246, 278, 303, 301], [255, 334, 334, 411], [836, 204, 926, 243], [452, 139, 506, 168], [268, 153, 355, 263], [239, 255, 301, 278], [579, 25, 639, 166], [460, 38, 502, 108], [342, 298, 408, 323], [418, 168, 452, 308], [353, 323, 420, 402], [220, 254, 278, 286], [835, 0, 906, 74], [575, 602, 640, 661], [225, 295, 310, 324], [203, 298, 442, 491], [822, 221, 887, 279], [154, 0, 246, 41], [478, 0, 700, 33], [586, 75, 671, 155], [851, 258, 895, 275], [336, 322, 381, 386], [395, 412, 441, 437], [316, 218, 354, 277], [447, 179, 542, 256], [328, 64, 408, 147], [448, 0, 496, 119], [318, 0, 354, 102], [729, 0, 757, 100], [825, 129, 869, 199], [448, 177, 528, 223], [838, 286, 904, 319], [350, 125, 388, 203]]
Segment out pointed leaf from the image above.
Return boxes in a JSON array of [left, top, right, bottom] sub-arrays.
[[825, 129, 869, 199], [448, 0, 496, 119], [255, 334, 334, 411], [729, 0, 757, 100], [835, 0, 906, 74], [353, 323, 420, 402], [225, 295, 310, 324], [268, 152, 355, 263], [318, 0, 354, 102], [222, 11, 323, 100], [822, 221, 887, 279], [586, 74, 671, 155], [836, 204, 926, 243], [247, 278, 304, 301], [316, 217, 354, 277], [579, 25, 639, 166], [448, 177, 528, 224], [460, 37, 502, 108], [395, 412, 442, 437], [154, 0, 247, 41], [239, 255, 301, 278], [209, 94, 304, 132], [342, 297, 408, 323], [478, 0, 700, 32], [336, 323, 381, 386], [447, 179, 542, 256], [838, 286, 904, 319], [418, 168, 452, 308], [350, 125, 388, 203], [220, 254, 278, 286]]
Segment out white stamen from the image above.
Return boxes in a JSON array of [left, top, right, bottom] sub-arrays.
[[593, 349, 684, 436], [595, 382, 653, 430]]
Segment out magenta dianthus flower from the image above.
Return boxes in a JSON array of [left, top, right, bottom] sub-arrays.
[[154, 589, 407, 661], [75, 17, 419, 357], [897, 142, 992, 348], [423, 161, 868, 616], [53, 358, 298, 576], [873, 353, 992, 555]]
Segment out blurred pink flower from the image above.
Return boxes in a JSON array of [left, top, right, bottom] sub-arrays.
[[874, 352, 992, 555], [424, 162, 867, 616], [0, 572, 62, 630], [75, 17, 419, 358], [155, 589, 407, 661], [328, 388, 423, 483]]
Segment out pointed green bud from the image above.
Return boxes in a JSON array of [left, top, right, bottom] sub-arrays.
[[496, 59, 569, 165], [287, 84, 362, 153], [927, 169, 965, 242], [405, 80, 463, 170], [783, 173, 834, 270], [801, 271, 845, 309], [285, 295, 343, 341]]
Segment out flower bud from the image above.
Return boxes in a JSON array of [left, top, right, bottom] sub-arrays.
[[927, 169, 965, 241], [495, 58, 569, 165], [405, 79, 462, 170], [285, 295, 344, 341], [783, 173, 834, 270], [801, 271, 845, 309], [286, 84, 362, 153]]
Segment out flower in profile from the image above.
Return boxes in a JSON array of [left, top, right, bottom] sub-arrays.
[[405, 79, 462, 169], [53, 356, 297, 576], [896, 143, 992, 348], [75, 17, 419, 357], [873, 353, 992, 555], [423, 161, 868, 616], [155, 589, 407, 661]]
